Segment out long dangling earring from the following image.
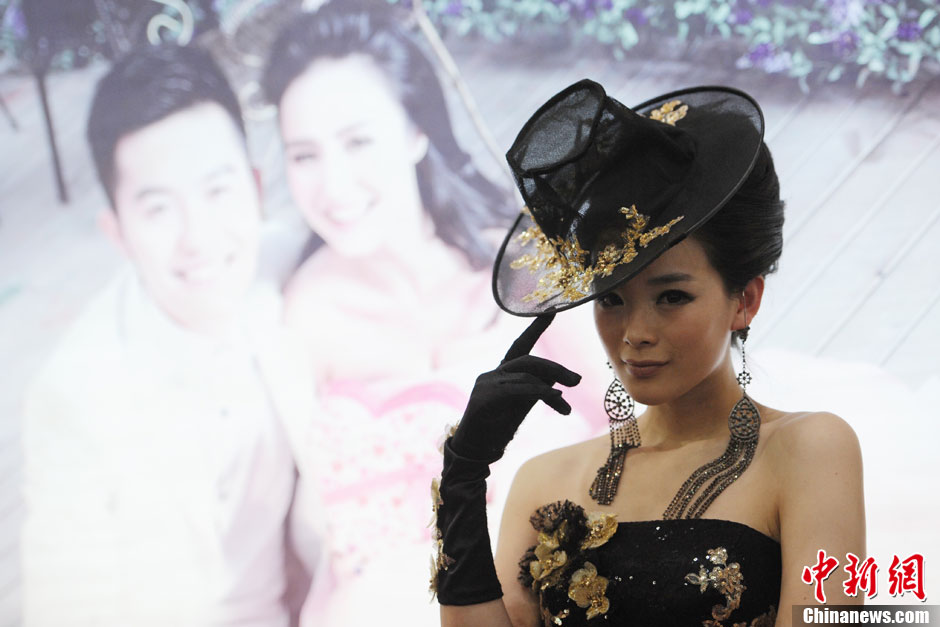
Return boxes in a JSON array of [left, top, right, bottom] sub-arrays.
[[589, 363, 641, 505], [662, 306, 761, 519]]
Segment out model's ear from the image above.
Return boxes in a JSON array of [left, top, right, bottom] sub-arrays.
[[97, 208, 127, 255], [734, 275, 765, 331]]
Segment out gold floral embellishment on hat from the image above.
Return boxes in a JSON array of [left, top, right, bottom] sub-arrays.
[[685, 547, 745, 623], [648, 99, 689, 126], [511, 206, 684, 304], [567, 561, 611, 619]]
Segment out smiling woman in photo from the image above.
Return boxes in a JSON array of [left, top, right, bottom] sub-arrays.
[[263, 0, 518, 382], [259, 2, 539, 623]]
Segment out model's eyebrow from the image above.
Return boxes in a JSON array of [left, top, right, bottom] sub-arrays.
[[284, 122, 374, 148], [283, 139, 316, 150], [202, 165, 236, 183], [134, 187, 170, 202], [132, 166, 236, 202], [646, 272, 694, 285]]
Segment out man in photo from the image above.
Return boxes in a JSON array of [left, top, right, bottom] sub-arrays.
[[20, 44, 324, 626]]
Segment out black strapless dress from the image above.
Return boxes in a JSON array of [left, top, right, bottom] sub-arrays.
[[518, 501, 781, 626]]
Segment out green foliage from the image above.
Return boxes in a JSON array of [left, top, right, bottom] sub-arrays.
[[2, 0, 937, 87], [393, 0, 940, 88]]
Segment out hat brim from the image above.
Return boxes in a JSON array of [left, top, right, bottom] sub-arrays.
[[492, 85, 765, 316]]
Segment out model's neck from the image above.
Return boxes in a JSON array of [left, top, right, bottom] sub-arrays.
[[353, 212, 475, 292], [640, 352, 745, 448]]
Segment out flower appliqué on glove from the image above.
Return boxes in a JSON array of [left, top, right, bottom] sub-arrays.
[[428, 477, 454, 598]]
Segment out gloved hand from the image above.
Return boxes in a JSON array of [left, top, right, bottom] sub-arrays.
[[450, 313, 582, 462], [434, 313, 581, 606]]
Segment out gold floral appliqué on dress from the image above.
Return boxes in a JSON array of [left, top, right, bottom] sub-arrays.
[[568, 561, 611, 619], [530, 520, 570, 587], [518, 501, 618, 624], [684, 547, 776, 627], [510, 205, 684, 304]]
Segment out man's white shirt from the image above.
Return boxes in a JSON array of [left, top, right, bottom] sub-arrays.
[[21, 271, 326, 626]]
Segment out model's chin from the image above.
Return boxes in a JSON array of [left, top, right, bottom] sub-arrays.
[[619, 377, 677, 408], [169, 300, 243, 333], [162, 281, 253, 331], [319, 229, 384, 258]]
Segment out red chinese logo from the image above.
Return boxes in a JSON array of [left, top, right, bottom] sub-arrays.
[[843, 553, 878, 599], [888, 554, 926, 601], [802, 549, 840, 603], [802, 551, 927, 603]]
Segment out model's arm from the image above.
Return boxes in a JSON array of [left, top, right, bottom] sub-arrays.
[[438, 315, 579, 626], [772, 412, 866, 627], [440, 453, 546, 627]]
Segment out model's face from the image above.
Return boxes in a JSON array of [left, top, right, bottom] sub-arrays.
[[109, 103, 261, 333], [278, 54, 429, 256], [593, 238, 739, 406]]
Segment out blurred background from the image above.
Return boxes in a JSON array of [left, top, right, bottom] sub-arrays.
[[2, 0, 939, 623]]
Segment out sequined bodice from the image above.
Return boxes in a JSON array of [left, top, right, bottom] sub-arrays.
[[519, 502, 781, 626]]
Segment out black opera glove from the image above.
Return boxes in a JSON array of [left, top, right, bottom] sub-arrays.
[[434, 314, 581, 606], [450, 313, 582, 462]]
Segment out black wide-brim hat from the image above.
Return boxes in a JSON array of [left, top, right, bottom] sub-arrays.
[[493, 79, 764, 316]]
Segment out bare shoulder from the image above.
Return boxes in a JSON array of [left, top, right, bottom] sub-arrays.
[[762, 409, 863, 480], [510, 436, 606, 505]]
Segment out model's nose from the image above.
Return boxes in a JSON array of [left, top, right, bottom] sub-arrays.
[[621, 308, 657, 347]]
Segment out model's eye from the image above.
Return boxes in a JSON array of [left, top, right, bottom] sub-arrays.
[[658, 290, 693, 305], [207, 183, 231, 199], [140, 200, 170, 218], [346, 135, 373, 151], [289, 150, 320, 164], [597, 292, 624, 308]]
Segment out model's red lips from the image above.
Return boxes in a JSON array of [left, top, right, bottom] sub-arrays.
[[622, 359, 668, 379]]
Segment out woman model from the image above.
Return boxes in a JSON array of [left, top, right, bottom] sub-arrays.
[[262, 0, 517, 385], [261, 3, 598, 622], [433, 80, 865, 626]]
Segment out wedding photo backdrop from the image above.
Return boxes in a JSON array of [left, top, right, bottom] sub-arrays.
[[1, 0, 938, 624]]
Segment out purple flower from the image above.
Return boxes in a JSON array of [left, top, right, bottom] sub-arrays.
[[731, 8, 754, 24], [752, 0, 773, 7], [896, 21, 923, 41], [832, 29, 859, 56], [442, 0, 463, 16], [738, 42, 792, 73], [546, 0, 613, 18], [624, 7, 649, 25], [3, 5, 27, 39], [748, 42, 775, 63], [829, 0, 865, 26]]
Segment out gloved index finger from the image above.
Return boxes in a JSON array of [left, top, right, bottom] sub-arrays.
[[502, 313, 556, 363]]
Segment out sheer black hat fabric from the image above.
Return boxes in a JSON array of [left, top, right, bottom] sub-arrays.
[[493, 79, 765, 316]]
